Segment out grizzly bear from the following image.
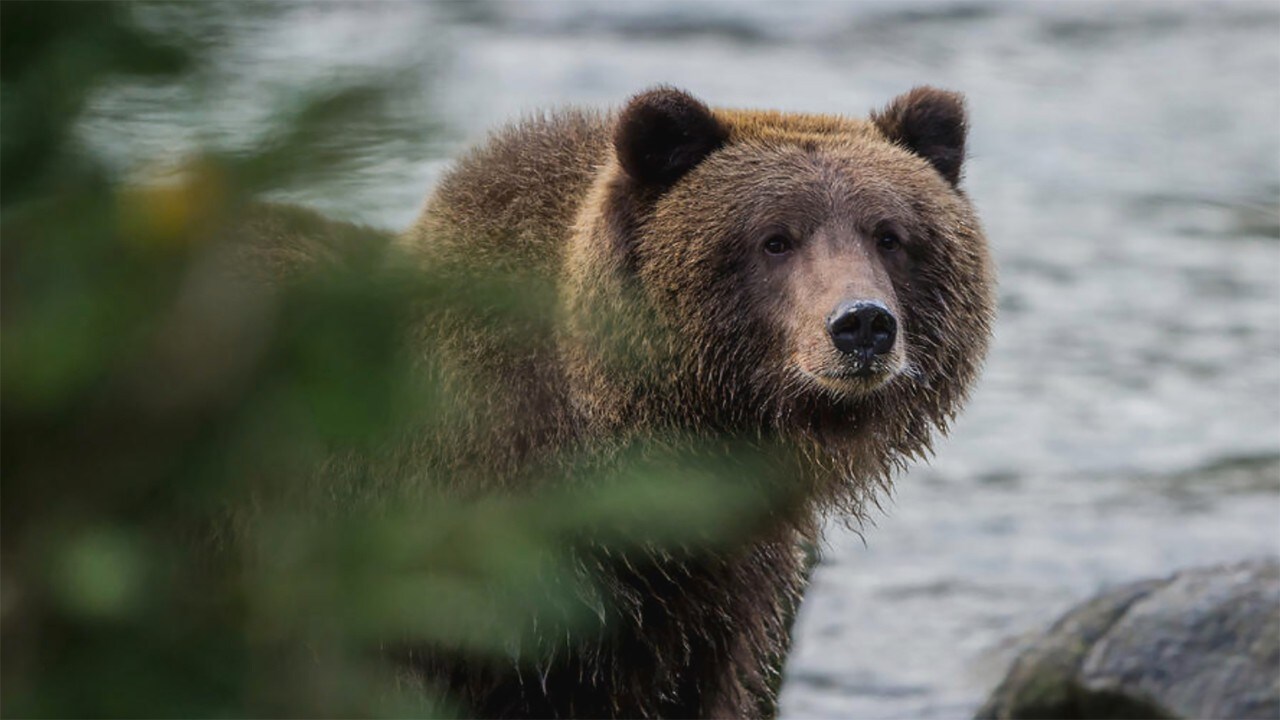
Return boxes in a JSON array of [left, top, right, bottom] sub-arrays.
[[388, 86, 996, 718]]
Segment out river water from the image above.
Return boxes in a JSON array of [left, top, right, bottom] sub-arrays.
[[88, 2, 1280, 717]]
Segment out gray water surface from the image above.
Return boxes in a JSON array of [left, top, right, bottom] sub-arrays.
[[87, 2, 1280, 717]]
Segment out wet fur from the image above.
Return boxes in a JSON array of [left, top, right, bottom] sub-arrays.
[[395, 87, 996, 718]]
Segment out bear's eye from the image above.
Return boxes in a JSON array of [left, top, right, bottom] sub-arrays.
[[762, 235, 793, 256], [877, 232, 902, 252]]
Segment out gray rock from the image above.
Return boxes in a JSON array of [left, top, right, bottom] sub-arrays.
[[977, 558, 1280, 720]]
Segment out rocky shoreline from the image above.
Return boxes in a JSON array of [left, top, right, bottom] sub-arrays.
[[978, 558, 1279, 720]]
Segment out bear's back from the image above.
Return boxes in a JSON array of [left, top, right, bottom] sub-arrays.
[[403, 109, 611, 274]]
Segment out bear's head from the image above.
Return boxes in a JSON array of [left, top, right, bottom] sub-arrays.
[[564, 87, 995, 506]]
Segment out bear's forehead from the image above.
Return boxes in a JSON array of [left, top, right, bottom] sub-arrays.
[[691, 110, 929, 206], [710, 107, 926, 187], [715, 108, 886, 147]]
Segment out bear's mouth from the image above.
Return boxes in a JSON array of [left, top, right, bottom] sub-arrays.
[[797, 360, 899, 395], [788, 341, 908, 398]]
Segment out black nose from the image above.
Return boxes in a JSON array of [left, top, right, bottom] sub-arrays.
[[827, 301, 897, 357]]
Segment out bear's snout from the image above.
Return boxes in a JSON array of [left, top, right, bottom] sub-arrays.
[[827, 300, 897, 367]]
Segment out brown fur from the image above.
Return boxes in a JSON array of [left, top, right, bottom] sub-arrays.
[[393, 86, 996, 718]]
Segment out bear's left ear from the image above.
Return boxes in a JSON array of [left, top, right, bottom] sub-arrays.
[[872, 87, 967, 187], [615, 86, 728, 187]]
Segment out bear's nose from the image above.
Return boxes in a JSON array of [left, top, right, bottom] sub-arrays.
[[827, 301, 897, 357]]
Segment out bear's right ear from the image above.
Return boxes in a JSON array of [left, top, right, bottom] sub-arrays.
[[615, 87, 728, 187]]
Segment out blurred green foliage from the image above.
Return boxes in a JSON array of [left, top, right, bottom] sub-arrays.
[[1, 4, 791, 716]]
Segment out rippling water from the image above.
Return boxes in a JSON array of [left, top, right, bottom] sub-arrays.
[[87, 2, 1280, 717]]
